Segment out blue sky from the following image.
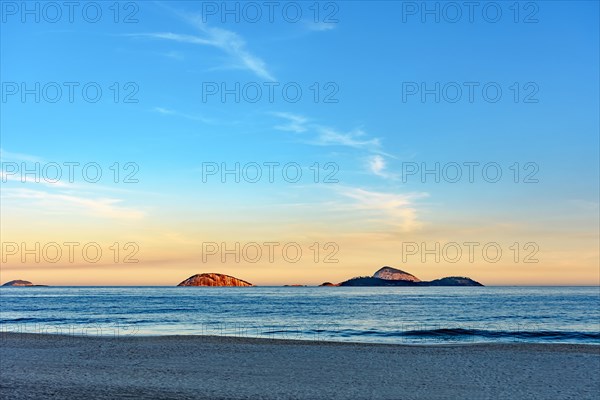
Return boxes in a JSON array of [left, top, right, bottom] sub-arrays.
[[1, 1, 598, 285]]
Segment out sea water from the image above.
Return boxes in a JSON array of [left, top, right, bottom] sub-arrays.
[[1, 286, 599, 344]]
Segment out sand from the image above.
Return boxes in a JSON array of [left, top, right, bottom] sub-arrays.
[[1, 333, 599, 399]]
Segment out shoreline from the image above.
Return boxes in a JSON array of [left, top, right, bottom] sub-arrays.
[[2, 333, 599, 399], [2, 331, 600, 348]]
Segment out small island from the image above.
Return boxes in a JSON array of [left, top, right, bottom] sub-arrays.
[[2, 280, 47, 287], [177, 273, 253, 287], [175, 267, 482, 287], [338, 266, 483, 287]]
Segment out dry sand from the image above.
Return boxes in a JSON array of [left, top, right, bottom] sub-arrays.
[[1, 333, 598, 399]]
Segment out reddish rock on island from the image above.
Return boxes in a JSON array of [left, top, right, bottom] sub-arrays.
[[373, 266, 421, 282], [2, 280, 34, 287], [177, 273, 253, 287]]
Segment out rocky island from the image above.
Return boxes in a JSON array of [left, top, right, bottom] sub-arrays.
[[175, 267, 482, 287], [373, 266, 421, 282], [338, 266, 483, 287], [2, 280, 47, 287], [177, 273, 253, 287]]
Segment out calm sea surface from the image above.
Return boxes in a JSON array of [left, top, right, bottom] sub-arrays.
[[1, 286, 599, 344]]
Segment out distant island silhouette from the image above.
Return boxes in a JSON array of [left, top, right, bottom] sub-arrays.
[[175, 266, 483, 287], [337, 266, 483, 287], [177, 273, 253, 287], [2, 280, 47, 287], [4, 267, 482, 287]]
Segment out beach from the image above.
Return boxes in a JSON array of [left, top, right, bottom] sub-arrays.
[[1, 333, 598, 399]]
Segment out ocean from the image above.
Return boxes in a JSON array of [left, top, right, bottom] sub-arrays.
[[1, 286, 599, 345]]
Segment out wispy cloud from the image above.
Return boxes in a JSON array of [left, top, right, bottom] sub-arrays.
[[367, 155, 398, 180], [273, 113, 381, 151], [1, 149, 71, 188], [153, 107, 213, 124], [339, 187, 428, 232], [304, 21, 337, 32], [369, 155, 386, 176], [272, 113, 398, 178], [313, 127, 381, 150], [128, 22, 275, 81], [271, 112, 309, 133], [1, 149, 146, 220], [1, 171, 71, 188], [2, 188, 144, 220]]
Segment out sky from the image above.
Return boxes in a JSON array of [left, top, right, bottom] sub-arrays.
[[0, 1, 598, 285]]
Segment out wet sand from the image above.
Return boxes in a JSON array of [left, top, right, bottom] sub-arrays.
[[1, 333, 599, 399]]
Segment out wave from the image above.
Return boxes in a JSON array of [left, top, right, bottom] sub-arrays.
[[399, 328, 600, 341], [299, 327, 600, 342]]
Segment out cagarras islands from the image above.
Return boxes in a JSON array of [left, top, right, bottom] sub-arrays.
[[176, 267, 483, 287]]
